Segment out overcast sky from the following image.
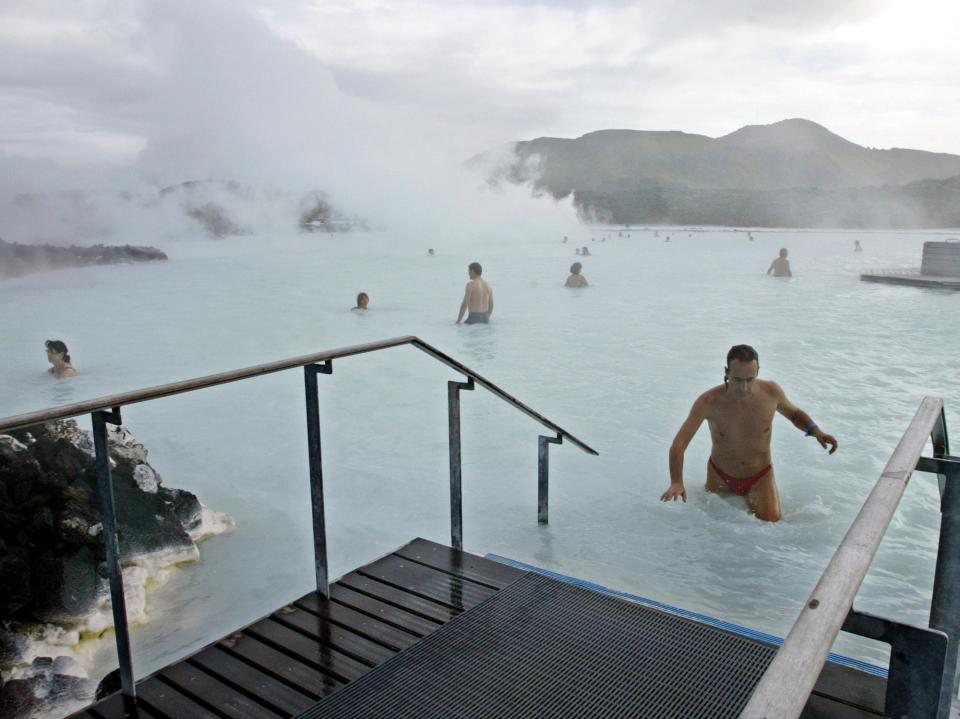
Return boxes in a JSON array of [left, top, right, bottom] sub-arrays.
[[1, 0, 958, 194]]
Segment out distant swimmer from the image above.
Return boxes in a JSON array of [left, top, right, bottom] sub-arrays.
[[767, 248, 792, 277], [45, 339, 77, 378], [854, 240, 862, 252], [352, 292, 370, 311], [428, 248, 435, 255], [581, 246, 591, 256], [565, 262, 589, 288], [562, 236, 568, 244], [665, 236, 671, 242], [660, 344, 837, 522], [456, 262, 493, 324]]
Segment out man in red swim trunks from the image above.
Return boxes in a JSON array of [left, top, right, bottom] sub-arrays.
[[660, 344, 838, 521]]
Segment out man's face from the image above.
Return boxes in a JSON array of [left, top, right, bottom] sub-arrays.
[[726, 359, 758, 398], [468, 268, 477, 279]]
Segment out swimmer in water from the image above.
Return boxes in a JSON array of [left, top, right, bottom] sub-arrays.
[[581, 246, 591, 256], [854, 240, 862, 252], [45, 339, 77, 378], [565, 262, 589, 287], [428, 248, 435, 256], [660, 344, 837, 521], [352, 292, 369, 311], [456, 262, 493, 324], [767, 248, 791, 277]]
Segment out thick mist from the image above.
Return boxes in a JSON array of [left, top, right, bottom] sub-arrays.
[[0, 1, 580, 249]]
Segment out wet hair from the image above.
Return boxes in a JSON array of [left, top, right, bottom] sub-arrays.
[[570, 262, 582, 274], [45, 339, 71, 363], [726, 344, 758, 368], [356, 292, 369, 306], [468, 262, 482, 276], [779, 248, 788, 258]]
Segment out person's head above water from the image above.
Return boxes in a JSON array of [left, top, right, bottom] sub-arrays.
[[468, 262, 482, 279], [569, 262, 582, 274], [724, 344, 759, 398], [45, 339, 77, 377], [354, 292, 369, 309], [428, 248, 434, 255], [779, 248, 788, 258], [45, 339, 70, 363]]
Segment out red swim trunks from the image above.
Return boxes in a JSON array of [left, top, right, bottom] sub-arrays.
[[709, 457, 771, 496]]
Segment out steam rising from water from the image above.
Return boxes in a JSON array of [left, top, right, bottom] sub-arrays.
[[0, 1, 580, 249]]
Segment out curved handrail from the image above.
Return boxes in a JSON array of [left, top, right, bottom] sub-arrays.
[[0, 335, 598, 455]]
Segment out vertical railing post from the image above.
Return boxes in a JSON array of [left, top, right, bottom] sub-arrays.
[[538, 434, 562, 524], [931, 406, 950, 497], [91, 407, 136, 707], [304, 361, 333, 598], [930, 459, 960, 718], [447, 378, 474, 550]]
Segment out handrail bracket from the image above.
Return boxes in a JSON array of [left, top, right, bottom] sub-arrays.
[[448, 377, 474, 550], [304, 361, 333, 598], [91, 406, 136, 705], [538, 434, 562, 524]]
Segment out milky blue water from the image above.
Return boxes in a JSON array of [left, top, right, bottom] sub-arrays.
[[1, 227, 957, 681]]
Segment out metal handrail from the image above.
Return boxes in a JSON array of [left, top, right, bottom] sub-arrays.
[[0, 335, 597, 455], [740, 396, 959, 719], [1, 335, 597, 707]]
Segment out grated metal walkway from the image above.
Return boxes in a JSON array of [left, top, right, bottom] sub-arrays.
[[295, 572, 777, 719], [71, 539, 884, 719]]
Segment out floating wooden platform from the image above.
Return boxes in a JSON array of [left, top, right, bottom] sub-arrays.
[[860, 269, 960, 290], [71, 538, 887, 719]]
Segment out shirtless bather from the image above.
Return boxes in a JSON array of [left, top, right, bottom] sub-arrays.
[[767, 248, 792, 277], [565, 262, 588, 287], [660, 344, 837, 521], [456, 262, 493, 324]]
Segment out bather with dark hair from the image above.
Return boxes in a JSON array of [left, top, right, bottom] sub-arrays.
[[45, 339, 77, 378], [565, 262, 589, 288], [456, 262, 493, 324], [660, 343, 837, 521]]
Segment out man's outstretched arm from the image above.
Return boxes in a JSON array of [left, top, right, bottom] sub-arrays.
[[661, 397, 707, 503], [774, 383, 838, 454]]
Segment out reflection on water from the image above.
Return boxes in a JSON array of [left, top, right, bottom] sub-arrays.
[[458, 324, 496, 364], [48, 378, 77, 407]]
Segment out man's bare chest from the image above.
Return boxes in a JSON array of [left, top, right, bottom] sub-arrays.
[[708, 402, 776, 440]]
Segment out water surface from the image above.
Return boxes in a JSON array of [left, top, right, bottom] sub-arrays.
[[1, 227, 957, 676]]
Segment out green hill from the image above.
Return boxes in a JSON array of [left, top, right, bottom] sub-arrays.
[[472, 119, 960, 227]]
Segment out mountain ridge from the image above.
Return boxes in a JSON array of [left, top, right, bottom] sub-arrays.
[[472, 119, 960, 227]]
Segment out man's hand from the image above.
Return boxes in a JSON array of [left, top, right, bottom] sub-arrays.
[[814, 429, 838, 454], [660, 483, 687, 503]]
